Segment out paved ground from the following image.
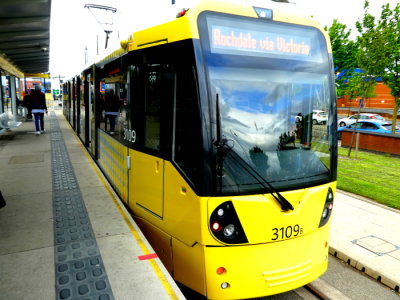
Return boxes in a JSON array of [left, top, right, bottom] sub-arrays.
[[330, 190, 400, 291], [0, 111, 185, 300], [320, 255, 399, 300]]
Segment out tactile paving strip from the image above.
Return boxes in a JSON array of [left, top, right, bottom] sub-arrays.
[[50, 113, 114, 300]]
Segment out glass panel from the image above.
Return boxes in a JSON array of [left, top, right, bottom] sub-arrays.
[[99, 82, 124, 141], [209, 67, 331, 191], [200, 13, 335, 193], [143, 65, 162, 151], [145, 115, 160, 150], [80, 80, 86, 142], [145, 70, 162, 113], [174, 65, 202, 185]]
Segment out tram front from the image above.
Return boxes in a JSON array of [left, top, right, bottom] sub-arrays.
[[196, 9, 338, 299]]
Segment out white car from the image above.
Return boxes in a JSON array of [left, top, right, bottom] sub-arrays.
[[312, 110, 328, 125], [338, 113, 384, 127]]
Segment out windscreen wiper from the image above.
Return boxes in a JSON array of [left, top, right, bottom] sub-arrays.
[[225, 148, 294, 211], [214, 94, 224, 189]]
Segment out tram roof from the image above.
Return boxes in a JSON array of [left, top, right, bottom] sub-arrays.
[[124, 0, 329, 52], [0, 0, 51, 78], [88, 0, 332, 75]]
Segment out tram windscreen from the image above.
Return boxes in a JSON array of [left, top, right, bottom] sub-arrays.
[[199, 13, 336, 193]]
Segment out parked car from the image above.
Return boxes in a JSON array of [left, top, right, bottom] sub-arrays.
[[337, 120, 400, 139], [338, 113, 384, 127], [312, 110, 328, 125]]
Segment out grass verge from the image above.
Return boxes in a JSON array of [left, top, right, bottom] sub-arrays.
[[337, 147, 400, 209]]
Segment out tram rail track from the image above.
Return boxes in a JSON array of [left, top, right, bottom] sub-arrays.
[[305, 278, 351, 300]]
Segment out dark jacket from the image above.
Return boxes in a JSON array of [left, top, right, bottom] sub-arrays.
[[30, 90, 47, 110], [23, 94, 32, 108], [104, 93, 120, 113]]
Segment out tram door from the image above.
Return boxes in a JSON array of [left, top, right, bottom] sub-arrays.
[[128, 63, 172, 219], [72, 78, 77, 130], [130, 152, 164, 218], [88, 74, 94, 153]]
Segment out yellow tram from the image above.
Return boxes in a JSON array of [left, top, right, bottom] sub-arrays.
[[63, 1, 338, 299]]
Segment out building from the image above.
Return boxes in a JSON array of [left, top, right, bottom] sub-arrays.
[[337, 81, 396, 110]]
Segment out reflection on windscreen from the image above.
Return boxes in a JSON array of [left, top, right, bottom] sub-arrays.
[[210, 66, 332, 191]]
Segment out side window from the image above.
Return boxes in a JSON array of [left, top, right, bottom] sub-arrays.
[[139, 63, 174, 154], [362, 123, 377, 129], [349, 123, 361, 129], [97, 79, 126, 142], [144, 66, 162, 150], [174, 65, 202, 185]]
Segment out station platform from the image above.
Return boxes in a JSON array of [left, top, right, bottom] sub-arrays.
[[1, 108, 399, 299], [0, 109, 185, 300], [329, 191, 400, 292]]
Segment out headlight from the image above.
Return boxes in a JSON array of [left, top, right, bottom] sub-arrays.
[[322, 207, 329, 219], [210, 201, 248, 244], [223, 224, 236, 237], [217, 208, 224, 217], [319, 188, 334, 227]]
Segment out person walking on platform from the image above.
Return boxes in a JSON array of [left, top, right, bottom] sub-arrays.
[[30, 85, 48, 135]]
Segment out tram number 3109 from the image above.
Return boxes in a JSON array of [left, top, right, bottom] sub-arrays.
[[271, 224, 303, 241], [123, 128, 136, 143]]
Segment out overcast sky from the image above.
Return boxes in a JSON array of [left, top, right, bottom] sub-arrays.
[[49, 0, 399, 79]]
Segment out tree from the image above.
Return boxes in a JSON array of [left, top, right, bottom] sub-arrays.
[[326, 20, 358, 72], [326, 20, 359, 97], [337, 70, 376, 117], [343, 71, 376, 157], [344, 71, 376, 104], [357, 0, 400, 133], [356, 2, 386, 73], [378, 3, 400, 133]]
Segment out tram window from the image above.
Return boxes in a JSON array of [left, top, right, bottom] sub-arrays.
[[174, 65, 202, 185], [145, 115, 160, 149], [144, 67, 162, 150], [142, 64, 174, 152], [97, 80, 128, 142]]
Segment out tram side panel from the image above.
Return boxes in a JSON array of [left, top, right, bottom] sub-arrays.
[[98, 131, 129, 204]]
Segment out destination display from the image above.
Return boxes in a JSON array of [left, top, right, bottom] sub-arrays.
[[209, 24, 322, 62]]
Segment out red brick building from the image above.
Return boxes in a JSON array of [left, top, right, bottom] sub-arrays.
[[337, 82, 396, 109]]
